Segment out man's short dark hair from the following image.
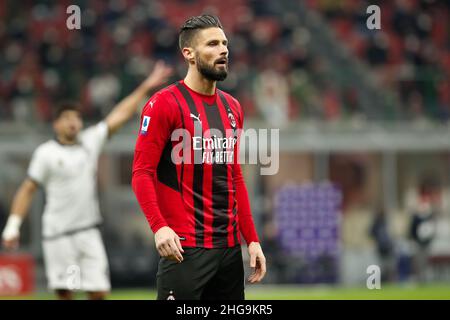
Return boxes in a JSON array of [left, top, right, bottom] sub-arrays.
[[53, 101, 81, 120], [179, 15, 223, 50]]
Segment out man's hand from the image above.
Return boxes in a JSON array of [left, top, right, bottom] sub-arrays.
[[142, 60, 173, 90], [154, 226, 184, 263], [2, 236, 19, 250], [247, 242, 266, 283], [2, 214, 22, 250]]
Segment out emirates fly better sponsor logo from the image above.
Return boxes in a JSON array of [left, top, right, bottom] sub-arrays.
[[192, 133, 237, 164], [170, 128, 279, 175]]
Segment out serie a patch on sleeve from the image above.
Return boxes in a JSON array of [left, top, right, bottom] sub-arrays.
[[140, 116, 150, 135]]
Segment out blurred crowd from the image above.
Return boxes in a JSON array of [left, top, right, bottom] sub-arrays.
[[309, 0, 450, 121], [0, 0, 448, 125]]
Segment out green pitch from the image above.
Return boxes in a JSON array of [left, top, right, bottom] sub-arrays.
[[2, 283, 450, 300]]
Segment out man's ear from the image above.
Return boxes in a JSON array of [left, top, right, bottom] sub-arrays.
[[182, 47, 195, 64]]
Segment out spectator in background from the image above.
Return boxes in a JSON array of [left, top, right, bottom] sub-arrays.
[[87, 72, 121, 119], [409, 175, 442, 282], [253, 67, 289, 127], [370, 208, 396, 282], [0, 1, 448, 124]]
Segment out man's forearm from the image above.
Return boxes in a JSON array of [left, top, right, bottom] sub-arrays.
[[105, 83, 149, 135], [233, 161, 260, 244], [2, 179, 37, 240], [105, 61, 172, 135], [236, 180, 260, 245], [10, 179, 37, 219], [132, 171, 168, 233], [115, 83, 149, 117], [132, 150, 168, 233]]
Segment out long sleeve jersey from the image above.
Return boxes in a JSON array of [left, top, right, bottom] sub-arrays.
[[132, 80, 259, 248]]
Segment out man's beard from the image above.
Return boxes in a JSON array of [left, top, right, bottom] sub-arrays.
[[196, 56, 228, 81], [62, 130, 79, 143]]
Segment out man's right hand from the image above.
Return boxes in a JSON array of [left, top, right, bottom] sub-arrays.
[[2, 214, 22, 250], [154, 226, 184, 263], [2, 236, 19, 250]]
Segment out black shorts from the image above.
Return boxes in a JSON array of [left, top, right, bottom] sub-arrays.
[[156, 245, 244, 300]]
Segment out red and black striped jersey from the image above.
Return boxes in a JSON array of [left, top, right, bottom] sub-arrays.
[[132, 80, 259, 248]]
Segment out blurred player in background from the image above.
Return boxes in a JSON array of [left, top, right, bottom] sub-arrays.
[[132, 15, 266, 300], [1, 61, 173, 300]]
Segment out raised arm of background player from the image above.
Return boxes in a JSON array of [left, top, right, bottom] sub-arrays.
[[104, 61, 173, 136], [1, 61, 173, 250]]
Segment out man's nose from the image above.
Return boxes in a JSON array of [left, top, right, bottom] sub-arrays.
[[220, 44, 228, 56]]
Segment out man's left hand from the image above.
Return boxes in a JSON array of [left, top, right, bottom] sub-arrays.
[[247, 242, 266, 283]]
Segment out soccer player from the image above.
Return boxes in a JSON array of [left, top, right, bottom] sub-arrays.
[[132, 15, 266, 300], [1, 61, 172, 300]]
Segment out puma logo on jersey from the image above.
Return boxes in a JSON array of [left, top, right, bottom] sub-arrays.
[[190, 113, 201, 124], [149, 100, 155, 108]]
